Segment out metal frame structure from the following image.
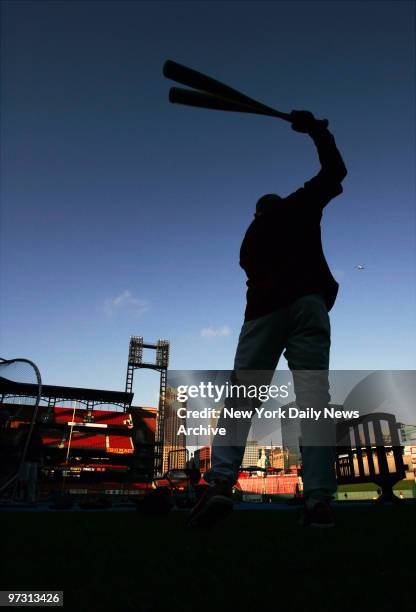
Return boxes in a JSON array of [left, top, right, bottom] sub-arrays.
[[0, 382, 132, 419], [125, 336, 169, 477], [0, 358, 42, 500]]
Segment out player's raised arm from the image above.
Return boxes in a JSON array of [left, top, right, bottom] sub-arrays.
[[288, 110, 347, 209]]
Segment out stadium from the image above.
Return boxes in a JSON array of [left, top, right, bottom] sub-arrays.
[[2, 339, 416, 510], [0, 334, 305, 505], [0, 337, 182, 504]]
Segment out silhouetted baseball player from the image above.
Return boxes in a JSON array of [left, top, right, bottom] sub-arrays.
[[188, 110, 347, 528]]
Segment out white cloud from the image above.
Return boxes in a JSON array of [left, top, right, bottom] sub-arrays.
[[104, 290, 148, 317], [200, 325, 231, 338]]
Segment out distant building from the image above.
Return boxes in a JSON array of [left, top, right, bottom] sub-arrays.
[[242, 440, 259, 468], [194, 446, 211, 473], [162, 387, 187, 473], [269, 446, 285, 470]]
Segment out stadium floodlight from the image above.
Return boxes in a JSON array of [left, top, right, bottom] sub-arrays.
[[128, 336, 144, 366], [156, 340, 169, 369]]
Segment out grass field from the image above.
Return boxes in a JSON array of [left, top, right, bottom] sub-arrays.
[[337, 480, 415, 492], [2, 504, 415, 612]]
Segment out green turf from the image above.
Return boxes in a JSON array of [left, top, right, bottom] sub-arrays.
[[2, 506, 415, 612], [336, 480, 415, 492]]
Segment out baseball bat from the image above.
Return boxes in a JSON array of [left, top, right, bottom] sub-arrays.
[[163, 59, 287, 118], [169, 87, 288, 120], [163, 59, 329, 127]]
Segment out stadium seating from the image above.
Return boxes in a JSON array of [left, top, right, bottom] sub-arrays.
[[52, 407, 133, 428], [41, 432, 134, 453]]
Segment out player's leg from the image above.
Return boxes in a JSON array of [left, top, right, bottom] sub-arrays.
[[204, 307, 289, 485], [284, 294, 336, 524], [188, 308, 289, 527]]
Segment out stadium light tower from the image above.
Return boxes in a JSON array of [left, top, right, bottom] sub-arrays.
[[125, 336, 169, 477]]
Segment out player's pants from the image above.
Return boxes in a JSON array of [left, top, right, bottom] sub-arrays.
[[204, 293, 337, 502]]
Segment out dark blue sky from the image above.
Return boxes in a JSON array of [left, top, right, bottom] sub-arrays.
[[1, 1, 415, 404]]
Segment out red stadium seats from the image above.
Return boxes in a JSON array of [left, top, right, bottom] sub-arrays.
[[51, 407, 133, 428], [41, 432, 134, 453]]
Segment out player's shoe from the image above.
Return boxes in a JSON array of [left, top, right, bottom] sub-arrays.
[[301, 500, 335, 528], [186, 480, 233, 529]]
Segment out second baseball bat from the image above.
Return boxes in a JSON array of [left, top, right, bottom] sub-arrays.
[[169, 87, 290, 120]]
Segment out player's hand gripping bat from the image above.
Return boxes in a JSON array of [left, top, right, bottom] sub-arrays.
[[163, 59, 329, 129]]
